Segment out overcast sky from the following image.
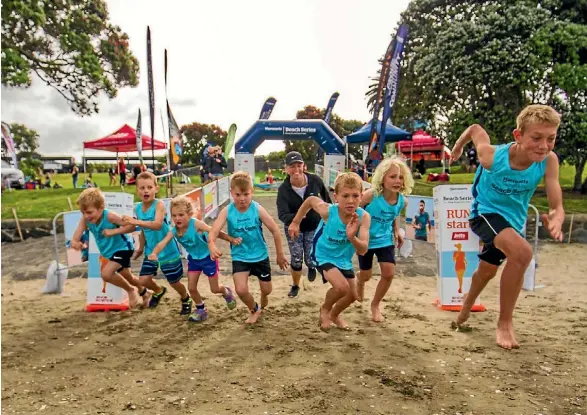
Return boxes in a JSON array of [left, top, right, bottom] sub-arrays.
[[1, 0, 411, 160]]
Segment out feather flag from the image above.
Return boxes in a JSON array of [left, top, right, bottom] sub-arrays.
[[136, 109, 143, 164], [259, 97, 277, 120], [147, 26, 156, 169], [224, 124, 237, 157]]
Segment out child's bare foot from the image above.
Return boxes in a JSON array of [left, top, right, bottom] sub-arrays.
[[371, 303, 384, 322], [128, 288, 139, 308], [456, 293, 471, 326], [245, 309, 262, 325], [319, 306, 333, 331], [496, 321, 520, 350], [331, 315, 350, 330], [141, 290, 152, 309], [356, 282, 365, 302]]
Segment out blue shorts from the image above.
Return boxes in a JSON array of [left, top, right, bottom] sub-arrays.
[[187, 255, 218, 277], [140, 257, 184, 284]]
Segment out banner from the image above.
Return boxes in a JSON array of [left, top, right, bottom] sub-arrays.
[[203, 181, 218, 216], [259, 97, 277, 119], [184, 188, 203, 220], [136, 109, 143, 164], [433, 185, 485, 311], [323, 92, 339, 124], [218, 177, 230, 205], [404, 196, 435, 244], [167, 100, 182, 169], [1, 122, 18, 169], [147, 26, 156, 169], [224, 123, 237, 157], [378, 25, 409, 156]]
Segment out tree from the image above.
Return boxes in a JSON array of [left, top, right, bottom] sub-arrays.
[[265, 150, 286, 162], [180, 123, 227, 165], [1, 122, 40, 160], [366, 0, 587, 188], [1, 0, 139, 116]]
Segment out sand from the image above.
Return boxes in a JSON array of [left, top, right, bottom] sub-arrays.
[[1, 197, 586, 415]]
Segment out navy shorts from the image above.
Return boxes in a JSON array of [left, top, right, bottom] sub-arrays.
[[187, 255, 219, 277], [317, 262, 355, 284], [140, 257, 184, 284], [232, 257, 271, 282], [109, 250, 133, 271], [470, 213, 514, 266], [358, 245, 396, 270]]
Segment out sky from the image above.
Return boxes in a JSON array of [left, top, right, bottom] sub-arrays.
[[1, 0, 411, 161]]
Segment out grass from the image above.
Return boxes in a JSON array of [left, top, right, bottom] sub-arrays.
[[2, 165, 586, 220]]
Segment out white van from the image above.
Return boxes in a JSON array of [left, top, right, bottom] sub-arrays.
[[1, 160, 25, 189]]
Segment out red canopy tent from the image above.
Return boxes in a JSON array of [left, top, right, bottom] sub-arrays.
[[395, 129, 451, 162], [83, 124, 167, 153]]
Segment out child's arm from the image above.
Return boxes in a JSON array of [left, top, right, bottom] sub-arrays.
[[194, 218, 241, 245], [394, 218, 403, 248], [132, 230, 146, 260], [123, 201, 165, 230], [207, 207, 229, 260], [103, 211, 137, 237], [71, 216, 88, 251], [359, 189, 375, 208], [288, 196, 330, 239], [450, 124, 495, 169], [258, 205, 289, 270], [347, 212, 370, 255], [542, 152, 565, 241], [148, 230, 175, 261]]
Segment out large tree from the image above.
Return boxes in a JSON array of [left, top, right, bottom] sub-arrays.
[[366, 0, 587, 190], [180, 123, 227, 165], [1, 123, 39, 160], [1, 0, 139, 116]]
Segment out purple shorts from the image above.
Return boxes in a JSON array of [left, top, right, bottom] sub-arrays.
[[187, 254, 218, 277]]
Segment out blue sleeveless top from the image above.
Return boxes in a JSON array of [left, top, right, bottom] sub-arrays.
[[471, 143, 547, 233], [312, 205, 366, 270], [365, 193, 405, 249], [87, 209, 134, 258], [227, 201, 268, 262], [172, 218, 210, 260], [136, 200, 180, 263]]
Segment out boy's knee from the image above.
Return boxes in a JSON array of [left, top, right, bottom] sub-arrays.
[[359, 270, 372, 282], [235, 286, 249, 298], [510, 244, 533, 267], [380, 273, 394, 282], [101, 271, 115, 282], [261, 285, 272, 296]]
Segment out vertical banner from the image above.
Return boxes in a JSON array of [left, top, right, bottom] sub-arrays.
[[433, 185, 485, 312], [318, 92, 340, 161], [184, 188, 203, 220], [86, 192, 135, 312], [234, 153, 255, 181], [224, 123, 237, 158], [259, 97, 277, 119], [147, 26, 156, 170], [1, 122, 18, 168], [203, 181, 218, 217], [167, 100, 182, 170], [218, 177, 230, 205], [378, 25, 409, 156], [136, 109, 143, 165]]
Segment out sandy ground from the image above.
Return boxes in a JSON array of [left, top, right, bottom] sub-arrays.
[[1, 196, 586, 415]]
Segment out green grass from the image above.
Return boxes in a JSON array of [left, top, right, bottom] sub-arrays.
[[2, 166, 586, 220]]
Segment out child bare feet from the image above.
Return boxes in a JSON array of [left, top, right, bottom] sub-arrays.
[[371, 303, 384, 322], [331, 315, 350, 330], [456, 293, 471, 326], [319, 306, 333, 331], [496, 320, 520, 349], [128, 288, 139, 308], [245, 309, 262, 325], [141, 290, 152, 309]]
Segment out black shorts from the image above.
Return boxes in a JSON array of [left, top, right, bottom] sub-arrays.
[[317, 263, 355, 284], [358, 246, 396, 270], [109, 250, 134, 271], [469, 213, 514, 266], [232, 257, 271, 282]]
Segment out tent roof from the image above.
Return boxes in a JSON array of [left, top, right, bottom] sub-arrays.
[[83, 124, 167, 153], [396, 129, 443, 151], [345, 119, 411, 144]]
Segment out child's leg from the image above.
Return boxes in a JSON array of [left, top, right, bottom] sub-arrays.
[[187, 271, 203, 304], [138, 259, 164, 294], [187, 271, 208, 321], [457, 260, 498, 325], [371, 261, 395, 322], [258, 280, 272, 309], [321, 267, 350, 330], [356, 251, 375, 302], [101, 261, 140, 307], [234, 271, 260, 323], [330, 277, 356, 329], [117, 267, 151, 308], [208, 274, 237, 310]]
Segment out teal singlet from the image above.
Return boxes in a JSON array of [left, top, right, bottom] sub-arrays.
[[312, 204, 366, 270], [227, 201, 268, 262], [365, 193, 405, 249], [87, 209, 133, 258], [471, 142, 547, 234], [172, 217, 210, 260], [136, 200, 180, 262]]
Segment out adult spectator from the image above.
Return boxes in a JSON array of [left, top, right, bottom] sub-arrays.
[[118, 157, 127, 185], [277, 151, 331, 298], [205, 146, 227, 181], [71, 162, 79, 188]]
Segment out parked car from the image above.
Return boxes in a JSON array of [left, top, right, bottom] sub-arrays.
[[1, 160, 25, 189]]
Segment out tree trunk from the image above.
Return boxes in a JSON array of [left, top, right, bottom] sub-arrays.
[[574, 157, 586, 192]]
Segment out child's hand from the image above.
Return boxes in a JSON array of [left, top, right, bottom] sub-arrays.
[[345, 213, 359, 239], [147, 253, 158, 261], [277, 253, 289, 271], [122, 215, 138, 226], [70, 240, 83, 251], [231, 237, 242, 246], [208, 243, 222, 260], [541, 213, 563, 242], [288, 222, 300, 239], [102, 229, 114, 237], [397, 234, 404, 249], [132, 248, 144, 260]]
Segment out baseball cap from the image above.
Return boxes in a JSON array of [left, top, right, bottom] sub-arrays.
[[285, 151, 304, 165]]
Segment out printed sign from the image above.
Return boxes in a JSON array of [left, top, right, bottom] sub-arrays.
[[404, 196, 436, 244]]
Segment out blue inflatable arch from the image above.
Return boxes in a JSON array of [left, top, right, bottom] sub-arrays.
[[235, 120, 345, 155]]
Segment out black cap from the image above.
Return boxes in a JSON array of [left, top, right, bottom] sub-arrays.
[[285, 151, 304, 165]]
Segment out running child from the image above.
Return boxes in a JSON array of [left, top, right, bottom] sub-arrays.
[[289, 172, 371, 331], [450, 104, 564, 349], [71, 188, 152, 308], [148, 195, 239, 322], [121, 172, 186, 313], [208, 171, 289, 325], [356, 156, 413, 322]]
